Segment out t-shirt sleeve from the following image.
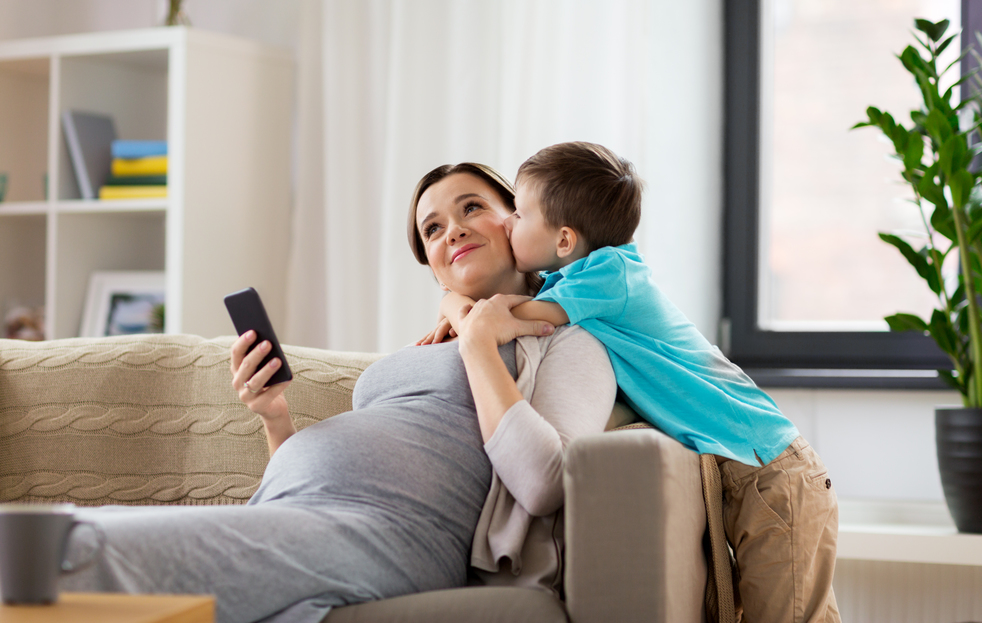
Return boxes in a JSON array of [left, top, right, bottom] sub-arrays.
[[534, 250, 629, 325]]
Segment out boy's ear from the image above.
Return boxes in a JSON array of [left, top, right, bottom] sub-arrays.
[[556, 226, 580, 258]]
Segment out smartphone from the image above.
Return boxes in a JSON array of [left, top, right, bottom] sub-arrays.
[[224, 287, 293, 387]]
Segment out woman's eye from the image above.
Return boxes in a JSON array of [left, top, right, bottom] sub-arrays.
[[464, 203, 482, 215], [424, 224, 441, 238]]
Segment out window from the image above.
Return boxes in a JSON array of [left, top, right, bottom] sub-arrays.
[[722, 0, 982, 387]]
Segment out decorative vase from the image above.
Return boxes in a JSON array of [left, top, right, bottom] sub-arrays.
[[935, 407, 982, 533]]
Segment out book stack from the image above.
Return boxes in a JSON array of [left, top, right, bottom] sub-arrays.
[[99, 140, 168, 200]]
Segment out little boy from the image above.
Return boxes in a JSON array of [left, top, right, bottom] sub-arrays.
[[439, 142, 840, 623]]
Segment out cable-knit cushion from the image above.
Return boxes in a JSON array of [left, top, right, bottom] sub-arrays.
[[0, 334, 381, 506]]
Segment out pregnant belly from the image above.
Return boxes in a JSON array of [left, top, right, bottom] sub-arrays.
[[251, 405, 492, 526]]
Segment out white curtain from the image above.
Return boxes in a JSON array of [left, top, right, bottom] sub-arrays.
[[286, 0, 723, 354]]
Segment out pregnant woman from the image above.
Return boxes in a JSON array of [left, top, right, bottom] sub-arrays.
[[61, 163, 616, 623]]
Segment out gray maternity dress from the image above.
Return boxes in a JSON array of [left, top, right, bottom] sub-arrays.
[[61, 340, 514, 623]]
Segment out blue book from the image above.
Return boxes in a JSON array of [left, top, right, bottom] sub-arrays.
[[111, 140, 168, 159]]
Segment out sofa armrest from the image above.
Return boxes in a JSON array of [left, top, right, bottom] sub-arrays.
[[564, 427, 707, 623]]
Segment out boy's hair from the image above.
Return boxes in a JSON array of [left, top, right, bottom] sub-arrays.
[[515, 142, 642, 252]]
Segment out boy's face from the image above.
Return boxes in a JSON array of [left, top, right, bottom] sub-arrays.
[[506, 180, 567, 273]]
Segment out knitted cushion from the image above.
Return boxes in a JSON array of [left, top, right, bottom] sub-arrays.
[[0, 334, 381, 506]]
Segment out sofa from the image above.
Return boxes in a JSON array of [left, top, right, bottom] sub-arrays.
[[0, 334, 708, 623]]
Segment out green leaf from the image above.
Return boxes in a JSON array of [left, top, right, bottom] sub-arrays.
[[852, 107, 880, 130], [915, 18, 950, 42], [925, 108, 951, 144], [905, 134, 925, 170], [922, 247, 943, 294], [918, 172, 947, 208], [951, 282, 966, 309], [968, 216, 982, 245], [931, 200, 956, 240], [892, 124, 911, 153], [937, 33, 958, 56], [939, 134, 966, 178], [884, 313, 929, 333], [942, 47, 973, 79], [950, 169, 974, 208], [937, 369, 964, 393], [879, 232, 937, 290], [929, 308, 958, 357], [877, 110, 898, 137], [912, 30, 934, 56], [900, 45, 931, 79]]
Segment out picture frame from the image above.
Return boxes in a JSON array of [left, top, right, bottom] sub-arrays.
[[80, 271, 166, 337]]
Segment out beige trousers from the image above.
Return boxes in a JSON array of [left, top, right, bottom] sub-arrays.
[[716, 437, 841, 623]]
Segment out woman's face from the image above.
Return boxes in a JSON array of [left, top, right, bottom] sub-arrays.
[[415, 173, 528, 300]]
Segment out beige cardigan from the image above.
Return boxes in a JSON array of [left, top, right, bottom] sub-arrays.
[[469, 325, 617, 595]]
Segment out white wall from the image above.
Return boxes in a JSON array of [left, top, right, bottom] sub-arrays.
[[773, 387, 958, 503], [638, 0, 722, 340], [0, 0, 953, 510]]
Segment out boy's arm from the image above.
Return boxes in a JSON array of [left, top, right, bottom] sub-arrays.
[[511, 300, 570, 327], [442, 295, 569, 340]]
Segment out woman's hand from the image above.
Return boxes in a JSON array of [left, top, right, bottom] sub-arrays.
[[230, 331, 296, 455], [456, 294, 554, 349]]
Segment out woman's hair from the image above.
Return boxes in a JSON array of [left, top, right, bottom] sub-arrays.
[[407, 162, 544, 293]]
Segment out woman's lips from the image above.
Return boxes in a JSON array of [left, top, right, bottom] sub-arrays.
[[452, 243, 481, 263]]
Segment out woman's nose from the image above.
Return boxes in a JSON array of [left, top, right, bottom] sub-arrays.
[[447, 222, 468, 244]]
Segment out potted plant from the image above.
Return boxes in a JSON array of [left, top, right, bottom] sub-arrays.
[[855, 17, 982, 533]]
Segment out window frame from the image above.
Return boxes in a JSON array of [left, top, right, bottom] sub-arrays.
[[721, 0, 981, 388]]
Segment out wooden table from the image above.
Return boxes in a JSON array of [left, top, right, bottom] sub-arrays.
[[0, 593, 214, 623]]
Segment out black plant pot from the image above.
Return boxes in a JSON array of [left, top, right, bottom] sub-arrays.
[[936, 407, 982, 533]]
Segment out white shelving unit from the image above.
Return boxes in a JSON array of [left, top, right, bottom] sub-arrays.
[[0, 27, 293, 339]]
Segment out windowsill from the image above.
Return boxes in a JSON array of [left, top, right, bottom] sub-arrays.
[[837, 499, 982, 566], [746, 368, 950, 390]]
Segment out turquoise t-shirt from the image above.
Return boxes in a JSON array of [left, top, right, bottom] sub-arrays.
[[535, 243, 798, 466]]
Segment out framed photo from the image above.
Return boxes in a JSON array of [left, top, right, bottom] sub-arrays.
[[80, 271, 166, 337]]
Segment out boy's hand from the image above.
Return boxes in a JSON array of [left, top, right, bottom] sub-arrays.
[[416, 317, 457, 345]]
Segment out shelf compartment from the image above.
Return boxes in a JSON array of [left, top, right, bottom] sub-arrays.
[[53, 211, 165, 339], [57, 49, 168, 201], [0, 214, 47, 335], [0, 57, 50, 203]]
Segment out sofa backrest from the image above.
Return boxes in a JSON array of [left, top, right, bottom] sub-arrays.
[[0, 334, 381, 507]]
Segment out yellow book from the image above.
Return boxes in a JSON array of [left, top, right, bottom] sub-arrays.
[[99, 185, 168, 200], [111, 156, 168, 177]]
